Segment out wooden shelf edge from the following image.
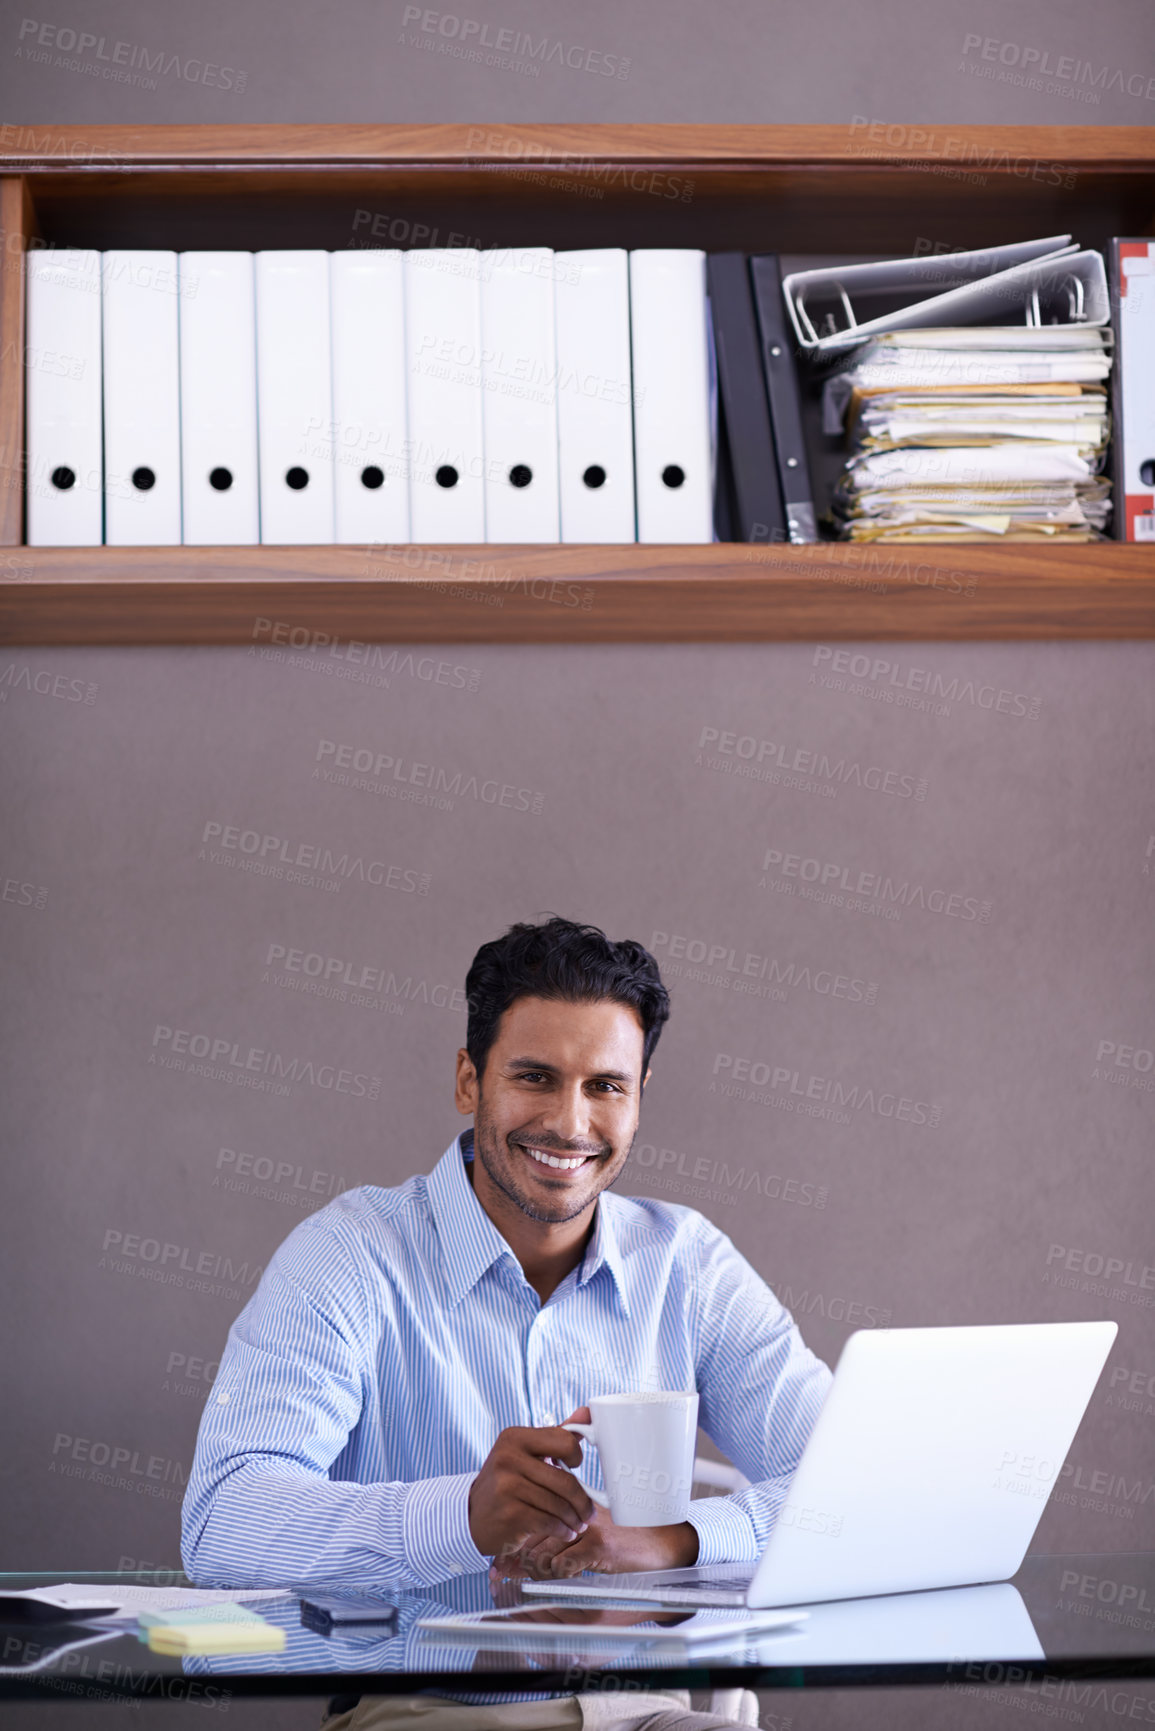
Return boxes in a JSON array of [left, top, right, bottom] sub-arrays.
[[3, 545, 1155, 643], [4, 123, 1155, 170]]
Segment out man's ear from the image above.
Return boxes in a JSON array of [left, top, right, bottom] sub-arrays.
[[641, 1065, 652, 1091], [455, 1047, 479, 1115]]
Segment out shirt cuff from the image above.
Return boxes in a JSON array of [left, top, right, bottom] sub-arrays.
[[402, 1472, 490, 1585], [685, 1494, 760, 1566]]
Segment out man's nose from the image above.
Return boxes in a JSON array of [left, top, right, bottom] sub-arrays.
[[539, 1084, 594, 1144]]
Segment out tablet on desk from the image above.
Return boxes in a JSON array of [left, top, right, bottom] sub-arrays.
[[416, 1603, 807, 1647]]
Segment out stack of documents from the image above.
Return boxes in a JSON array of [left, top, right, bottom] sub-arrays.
[[824, 328, 1113, 543]]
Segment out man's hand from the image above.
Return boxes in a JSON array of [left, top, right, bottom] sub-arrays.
[[491, 1502, 700, 1581], [486, 1406, 701, 1581], [468, 1422, 595, 1561]]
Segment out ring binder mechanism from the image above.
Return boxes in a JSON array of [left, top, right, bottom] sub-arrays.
[[783, 237, 1109, 354]]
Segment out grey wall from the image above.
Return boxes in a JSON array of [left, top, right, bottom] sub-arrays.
[[4, 0, 1155, 124], [3, 3, 1155, 1729]]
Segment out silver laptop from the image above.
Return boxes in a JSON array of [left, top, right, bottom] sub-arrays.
[[523, 1320, 1116, 1609]]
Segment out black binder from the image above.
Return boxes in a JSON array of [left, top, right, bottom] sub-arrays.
[[749, 254, 819, 543], [707, 253, 786, 544]]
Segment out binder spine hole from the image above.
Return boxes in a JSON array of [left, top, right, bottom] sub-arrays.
[[209, 468, 234, 492], [51, 466, 76, 492], [435, 465, 459, 489], [582, 465, 607, 489], [1141, 460, 1155, 487], [661, 465, 686, 489], [360, 466, 385, 490], [509, 465, 532, 489], [285, 467, 310, 491], [132, 466, 156, 492]]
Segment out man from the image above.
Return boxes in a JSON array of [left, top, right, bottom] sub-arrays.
[[182, 916, 832, 1590]]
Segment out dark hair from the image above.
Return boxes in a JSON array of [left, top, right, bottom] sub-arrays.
[[465, 915, 670, 1084]]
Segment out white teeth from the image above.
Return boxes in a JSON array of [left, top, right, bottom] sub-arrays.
[[524, 1147, 588, 1171]]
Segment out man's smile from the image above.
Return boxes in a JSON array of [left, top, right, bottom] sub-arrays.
[[514, 1140, 599, 1174]]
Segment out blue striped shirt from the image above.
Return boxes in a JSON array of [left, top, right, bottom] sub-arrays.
[[181, 1131, 833, 1592]]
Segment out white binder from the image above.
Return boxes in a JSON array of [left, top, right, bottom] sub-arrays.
[[330, 250, 410, 543], [102, 250, 182, 544], [629, 250, 713, 543], [178, 253, 259, 545], [25, 247, 103, 546], [254, 251, 334, 543], [404, 249, 485, 542], [783, 236, 1110, 354], [554, 249, 636, 543], [480, 248, 560, 542], [1113, 240, 1155, 542]]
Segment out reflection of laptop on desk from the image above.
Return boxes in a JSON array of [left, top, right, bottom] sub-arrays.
[[524, 1321, 1116, 1610]]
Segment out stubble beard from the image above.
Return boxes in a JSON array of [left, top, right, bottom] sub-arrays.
[[472, 1095, 630, 1225]]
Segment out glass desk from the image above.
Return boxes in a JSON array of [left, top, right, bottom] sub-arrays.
[[1, 1553, 1153, 1710]]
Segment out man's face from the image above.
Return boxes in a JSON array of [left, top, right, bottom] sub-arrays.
[[455, 996, 650, 1226]]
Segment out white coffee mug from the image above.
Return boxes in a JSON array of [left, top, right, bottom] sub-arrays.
[[564, 1391, 700, 1527]]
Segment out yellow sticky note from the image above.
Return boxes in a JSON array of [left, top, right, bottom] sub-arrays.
[[147, 1622, 286, 1656]]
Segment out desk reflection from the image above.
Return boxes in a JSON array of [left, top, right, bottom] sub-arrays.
[[181, 1573, 1044, 1730]]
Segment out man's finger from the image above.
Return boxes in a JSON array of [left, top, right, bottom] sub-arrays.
[[518, 1456, 595, 1528], [544, 1533, 603, 1577], [542, 1425, 586, 1469], [512, 1424, 585, 1470], [517, 1529, 578, 1573]]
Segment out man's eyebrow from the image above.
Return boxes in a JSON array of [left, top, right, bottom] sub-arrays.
[[504, 1055, 635, 1082]]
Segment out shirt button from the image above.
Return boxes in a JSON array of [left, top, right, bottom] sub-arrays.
[[448, 1564, 463, 1575], [542, 1412, 556, 1426]]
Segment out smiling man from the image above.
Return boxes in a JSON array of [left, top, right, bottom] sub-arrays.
[[182, 915, 833, 1591]]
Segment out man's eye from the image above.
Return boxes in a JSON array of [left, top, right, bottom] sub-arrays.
[[518, 1071, 548, 1083]]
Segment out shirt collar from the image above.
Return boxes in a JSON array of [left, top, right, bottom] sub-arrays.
[[426, 1130, 516, 1308], [426, 1129, 631, 1316], [577, 1187, 631, 1317]]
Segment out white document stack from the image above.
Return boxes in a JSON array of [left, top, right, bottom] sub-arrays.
[[825, 327, 1113, 543]]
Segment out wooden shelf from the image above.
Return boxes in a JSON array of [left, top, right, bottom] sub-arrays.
[[2, 124, 1154, 644], [4, 542, 1154, 644]]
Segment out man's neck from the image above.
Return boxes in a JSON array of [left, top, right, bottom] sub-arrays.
[[464, 1143, 596, 1306]]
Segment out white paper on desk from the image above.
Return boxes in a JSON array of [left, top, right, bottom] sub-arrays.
[[0, 1627, 125, 1677], [0, 1583, 292, 1622]]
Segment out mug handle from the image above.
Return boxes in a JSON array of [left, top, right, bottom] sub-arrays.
[[562, 1422, 610, 1509]]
